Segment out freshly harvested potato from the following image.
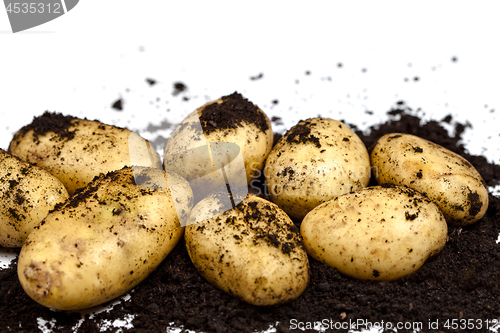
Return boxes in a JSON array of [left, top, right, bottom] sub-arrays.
[[301, 185, 448, 281], [9, 112, 161, 195], [265, 117, 371, 220], [371, 133, 489, 226], [164, 92, 273, 201], [185, 193, 309, 306], [0, 149, 69, 247], [18, 166, 193, 310]]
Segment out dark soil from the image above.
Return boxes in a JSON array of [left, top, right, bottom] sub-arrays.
[[173, 82, 187, 96], [199, 92, 270, 135], [283, 119, 322, 149], [1, 105, 500, 333], [13, 111, 78, 143], [112, 99, 123, 111], [250, 73, 264, 80]]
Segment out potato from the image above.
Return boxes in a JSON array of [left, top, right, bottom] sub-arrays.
[[371, 133, 489, 226], [264, 117, 371, 220], [9, 112, 161, 195], [0, 149, 69, 247], [17, 166, 193, 310], [164, 92, 273, 202], [185, 193, 309, 306], [301, 185, 448, 281]]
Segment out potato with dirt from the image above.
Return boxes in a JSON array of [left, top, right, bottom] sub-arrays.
[[301, 185, 448, 281], [9, 112, 160, 195], [164, 92, 273, 202], [185, 193, 309, 306], [17, 166, 193, 310], [371, 133, 489, 225], [265, 117, 371, 220], [0, 149, 69, 247]]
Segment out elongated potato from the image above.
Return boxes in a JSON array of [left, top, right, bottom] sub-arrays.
[[185, 194, 309, 306], [164, 92, 273, 202], [265, 117, 371, 220], [371, 133, 489, 225], [301, 185, 448, 281], [17, 166, 193, 310], [0, 149, 69, 247], [9, 112, 160, 195]]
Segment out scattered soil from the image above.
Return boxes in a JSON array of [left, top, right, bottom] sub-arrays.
[[250, 73, 264, 81], [112, 99, 123, 111], [173, 82, 187, 96], [1, 105, 500, 333], [271, 116, 283, 125]]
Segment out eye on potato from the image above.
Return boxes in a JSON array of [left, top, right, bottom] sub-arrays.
[[185, 193, 309, 306], [8, 112, 161, 195], [164, 92, 273, 202], [17, 166, 193, 310], [264, 117, 371, 220], [0, 149, 69, 247], [301, 185, 448, 281], [370, 133, 489, 226]]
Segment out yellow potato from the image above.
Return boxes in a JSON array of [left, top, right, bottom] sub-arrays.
[[0, 149, 69, 247], [301, 185, 448, 281], [9, 112, 160, 195], [17, 166, 193, 310], [265, 117, 371, 220], [164, 92, 273, 202], [185, 194, 309, 306], [371, 133, 489, 226]]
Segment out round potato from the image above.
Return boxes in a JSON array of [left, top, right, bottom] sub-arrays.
[[301, 185, 448, 281], [9, 112, 161, 195], [18, 166, 193, 310], [0, 149, 69, 247], [185, 193, 309, 306], [265, 117, 371, 220], [371, 133, 489, 226], [164, 92, 273, 202]]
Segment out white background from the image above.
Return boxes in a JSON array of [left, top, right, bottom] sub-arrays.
[[1, 1, 500, 331], [1, 1, 500, 161]]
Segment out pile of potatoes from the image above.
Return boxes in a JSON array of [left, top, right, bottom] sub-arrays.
[[0, 93, 490, 311], [266, 122, 488, 282], [1, 112, 193, 310]]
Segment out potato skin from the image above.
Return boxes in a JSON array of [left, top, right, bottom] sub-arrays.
[[371, 133, 489, 226], [17, 166, 193, 310], [164, 93, 273, 202], [8, 112, 161, 195], [301, 185, 448, 281], [185, 194, 309, 306], [0, 149, 69, 247], [265, 117, 371, 220]]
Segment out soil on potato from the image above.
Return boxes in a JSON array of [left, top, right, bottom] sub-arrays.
[[1, 105, 500, 333]]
